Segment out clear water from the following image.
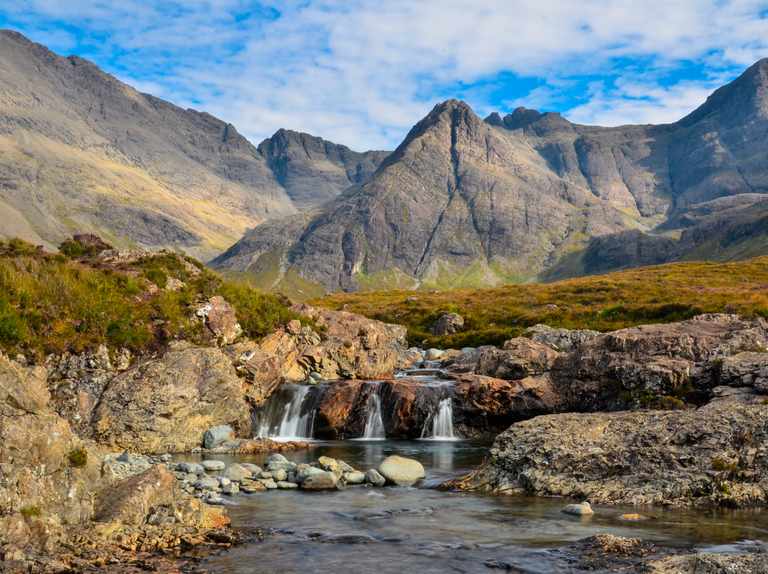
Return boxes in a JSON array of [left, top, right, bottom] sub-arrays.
[[199, 440, 768, 573]]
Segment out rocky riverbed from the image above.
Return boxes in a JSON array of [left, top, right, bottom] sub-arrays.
[[5, 297, 768, 571]]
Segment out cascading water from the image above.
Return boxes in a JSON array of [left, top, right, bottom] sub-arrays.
[[254, 385, 317, 441], [421, 397, 459, 441], [360, 384, 386, 440]]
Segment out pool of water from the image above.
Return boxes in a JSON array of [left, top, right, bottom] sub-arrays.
[[199, 440, 768, 573]]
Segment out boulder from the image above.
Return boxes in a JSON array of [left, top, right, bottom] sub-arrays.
[[431, 313, 464, 335], [718, 352, 768, 390], [301, 470, 339, 490], [203, 425, 235, 450], [92, 343, 251, 453], [344, 471, 366, 485], [471, 393, 768, 507], [258, 304, 407, 385], [378, 456, 425, 486]]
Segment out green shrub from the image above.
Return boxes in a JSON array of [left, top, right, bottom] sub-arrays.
[[67, 447, 88, 468], [20, 505, 41, 518]]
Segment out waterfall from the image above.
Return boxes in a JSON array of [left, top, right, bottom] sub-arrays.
[[421, 397, 459, 441], [360, 384, 386, 440], [254, 385, 317, 441]]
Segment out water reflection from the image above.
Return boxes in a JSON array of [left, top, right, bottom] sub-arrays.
[[196, 440, 768, 574]]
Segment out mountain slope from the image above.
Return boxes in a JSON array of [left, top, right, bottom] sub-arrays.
[[214, 59, 768, 292], [0, 30, 386, 259]]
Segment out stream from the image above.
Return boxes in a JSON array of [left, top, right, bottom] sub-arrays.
[[202, 367, 768, 572], [199, 439, 768, 573]]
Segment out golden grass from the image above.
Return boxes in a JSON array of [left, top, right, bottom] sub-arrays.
[[315, 257, 768, 347]]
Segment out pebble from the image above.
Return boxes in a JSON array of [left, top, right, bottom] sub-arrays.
[[562, 502, 594, 516], [202, 460, 226, 471]]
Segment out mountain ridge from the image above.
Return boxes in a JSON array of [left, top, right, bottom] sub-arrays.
[[214, 59, 768, 293], [0, 29, 386, 259]]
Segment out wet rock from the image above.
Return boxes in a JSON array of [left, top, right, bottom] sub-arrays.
[[425, 349, 445, 361], [223, 463, 252, 482], [471, 393, 768, 507], [431, 313, 464, 335], [365, 469, 386, 487], [201, 460, 226, 471], [562, 502, 594, 516], [378, 455, 425, 486], [344, 471, 366, 485], [301, 471, 339, 490]]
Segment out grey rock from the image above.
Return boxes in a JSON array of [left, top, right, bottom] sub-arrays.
[[301, 470, 339, 490], [343, 471, 366, 485], [562, 502, 594, 516], [201, 460, 226, 471], [203, 425, 235, 450], [272, 468, 288, 482], [432, 313, 464, 335], [194, 475, 220, 491], [223, 463, 253, 482], [425, 349, 445, 361], [221, 482, 240, 495], [259, 478, 278, 490], [240, 463, 263, 475], [365, 469, 386, 487], [276, 481, 299, 490], [177, 462, 205, 475]]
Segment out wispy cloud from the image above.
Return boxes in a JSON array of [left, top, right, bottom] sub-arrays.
[[4, 0, 768, 148]]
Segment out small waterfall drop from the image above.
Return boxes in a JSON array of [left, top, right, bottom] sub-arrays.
[[421, 397, 459, 441], [360, 384, 386, 440], [254, 385, 317, 441]]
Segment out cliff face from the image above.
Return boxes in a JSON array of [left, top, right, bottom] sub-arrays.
[[214, 60, 768, 292], [0, 30, 386, 260]]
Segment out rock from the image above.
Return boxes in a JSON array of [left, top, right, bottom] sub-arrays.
[[201, 460, 226, 471], [203, 425, 236, 450], [277, 481, 299, 489], [218, 477, 232, 487], [644, 552, 768, 573], [451, 339, 560, 380], [378, 455, 425, 486], [259, 478, 278, 490], [365, 469, 386, 487], [266, 453, 289, 466], [272, 468, 288, 482], [524, 324, 600, 352], [619, 513, 648, 521], [196, 296, 243, 345], [240, 463, 263, 475], [240, 480, 267, 493], [718, 352, 768, 390], [295, 464, 328, 483], [431, 313, 464, 335], [221, 482, 240, 495], [177, 462, 205, 475], [301, 471, 339, 490], [194, 476, 220, 491], [92, 343, 251, 454], [344, 471, 366, 485], [425, 349, 445, 361], [256, 304, 407, 386], [102, 452, 152, 481], [260, 471, 273, 479], [318, 456, 342, 476], [223, 463, 253, 482], [470, 394, 768, 507], [562, 502, 594, 516]]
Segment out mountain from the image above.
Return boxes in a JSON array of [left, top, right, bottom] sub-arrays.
[[0, 30, 386, 259], [213, 58, 768, 293]]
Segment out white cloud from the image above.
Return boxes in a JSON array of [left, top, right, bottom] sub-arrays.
[[7, 0, 768, 148]]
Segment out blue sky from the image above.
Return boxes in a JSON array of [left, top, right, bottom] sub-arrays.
[[3, 1, 768, 150]]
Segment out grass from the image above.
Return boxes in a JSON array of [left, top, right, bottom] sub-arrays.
[[315, 257, 768, 348], [0, 237, 301, 360]]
